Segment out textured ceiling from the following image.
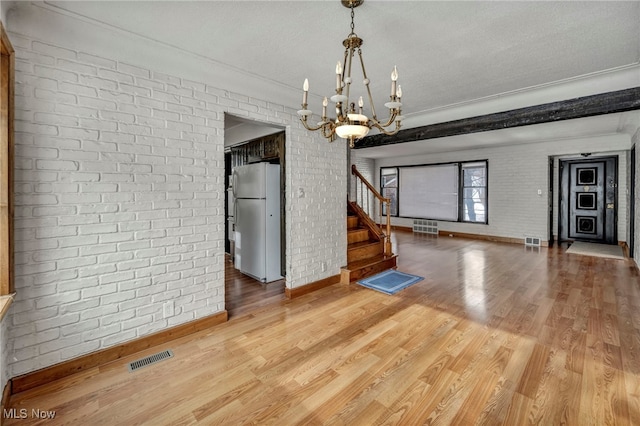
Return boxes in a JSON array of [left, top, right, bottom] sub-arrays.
[[25, 1, 640, 155]]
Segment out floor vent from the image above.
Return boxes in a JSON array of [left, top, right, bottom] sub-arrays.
[[413, 219, 438, 235], [525, 236, 542, 247], [128, 349, 174, 372]]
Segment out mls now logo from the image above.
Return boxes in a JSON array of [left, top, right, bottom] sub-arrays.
[[4, 408, 56, 419], [3, 408, 27, 419]]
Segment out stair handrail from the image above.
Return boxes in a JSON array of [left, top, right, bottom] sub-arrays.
[[351, 165, 393, 256]]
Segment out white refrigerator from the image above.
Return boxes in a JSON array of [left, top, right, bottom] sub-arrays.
[[232, 162, 282, 283]]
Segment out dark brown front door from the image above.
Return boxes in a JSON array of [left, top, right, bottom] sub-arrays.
[[559, 157, 617, 244]]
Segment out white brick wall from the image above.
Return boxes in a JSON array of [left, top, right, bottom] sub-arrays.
[[374, 135, 631, 243], [8, 31, 347, 378], [286, 132, 347, 283], [1, 314, 8, 394], [10, 38, 224, 375]]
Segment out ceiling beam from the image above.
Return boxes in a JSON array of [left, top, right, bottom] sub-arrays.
[[355, 87, 640, 149]]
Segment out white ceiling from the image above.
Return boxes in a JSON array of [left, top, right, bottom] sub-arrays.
[[19, 1, 640, 156]]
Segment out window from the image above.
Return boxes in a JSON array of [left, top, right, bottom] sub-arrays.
[[399, 164, 459, 221], [380, 167, 397, 216], [462, 162, 487, 223], [380, 160, 488, 224]]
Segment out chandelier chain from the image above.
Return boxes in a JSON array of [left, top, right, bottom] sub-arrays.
[[350, 5, 355, 35]]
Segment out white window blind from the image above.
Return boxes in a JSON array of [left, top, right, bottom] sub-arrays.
[[399, 164, 459, 220]]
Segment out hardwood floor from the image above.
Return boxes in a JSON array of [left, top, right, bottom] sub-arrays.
[[6, 231, 640, 425], [224, 254, 285, 318]]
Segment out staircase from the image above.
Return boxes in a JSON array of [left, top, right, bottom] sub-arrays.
[[340, 166, 398, 284]]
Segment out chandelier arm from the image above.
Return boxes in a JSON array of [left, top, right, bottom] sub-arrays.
[[322, 121, 336, 139], [336, 103, 345, 123], [370, 119, 401, 136], [300, 116, 327, 132], [345, 46, 355, 109], [372, 109, 400, 129], [341, 47, 349, 95], [357, 48, 378, 121]]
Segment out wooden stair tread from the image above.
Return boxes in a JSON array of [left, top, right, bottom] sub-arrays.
[[346, 254, 397, 270], [348, 240, 382, 250], [347, 228, 368, 233], [347, 228, 370, 244]]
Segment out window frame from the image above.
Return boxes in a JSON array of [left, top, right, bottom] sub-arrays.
[[1, 21, 15, 298], [380, 160, 488, 224], [460, 161, 489, 224], [380, 167, 398, 216]]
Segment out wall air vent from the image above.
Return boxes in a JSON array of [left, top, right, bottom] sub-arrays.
[[128, 349, 174, 372], [413, 219, 438, 235], [525, 236, 542, 247]]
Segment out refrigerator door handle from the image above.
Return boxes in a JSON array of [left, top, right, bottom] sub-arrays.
[[235, 201, 239, 232], [232, 169, 238, 198]]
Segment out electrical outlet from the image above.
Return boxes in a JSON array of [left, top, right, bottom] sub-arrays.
[[321, 261, 327, 272], [163, 301, 175, 318]]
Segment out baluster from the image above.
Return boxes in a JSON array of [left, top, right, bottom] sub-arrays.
[[365, 187, 368, 217], [379, 200, 383, 234]]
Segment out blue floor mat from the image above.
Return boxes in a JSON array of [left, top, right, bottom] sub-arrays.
[[357, 270, 424, 295]]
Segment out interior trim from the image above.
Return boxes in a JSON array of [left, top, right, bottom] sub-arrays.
[[285, 274, 341, 299], [385, 226, 549, 247], [0, 21, 15, 297]]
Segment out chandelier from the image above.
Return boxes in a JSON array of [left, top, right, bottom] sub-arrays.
[[297, 0, 403, 148]]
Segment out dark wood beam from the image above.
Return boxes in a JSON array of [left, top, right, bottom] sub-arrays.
[[355, 87, 640, 149]]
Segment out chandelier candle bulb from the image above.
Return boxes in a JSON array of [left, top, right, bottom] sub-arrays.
[[322, 96, 328, 118], [391, 66, 398, 97], [396, 85, 402, 101], [358, 96, 364, 113], [336, 61, 343, 91], [303, 78, 309, 105]]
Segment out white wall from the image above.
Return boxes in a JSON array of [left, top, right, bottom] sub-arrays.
[[0, 315, 7, 394], [6, 3, 346, 378], [374, 134, 631, 243]]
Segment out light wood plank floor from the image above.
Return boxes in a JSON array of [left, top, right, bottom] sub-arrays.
[[224, 255, 285, 318], [7, 231, 640, 425]]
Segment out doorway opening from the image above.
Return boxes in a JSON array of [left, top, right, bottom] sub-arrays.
[[558, 155, 618, 245], [223, 114, 286, 318]]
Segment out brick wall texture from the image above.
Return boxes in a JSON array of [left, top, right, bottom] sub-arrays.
[[8, 32, 347, 377]]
